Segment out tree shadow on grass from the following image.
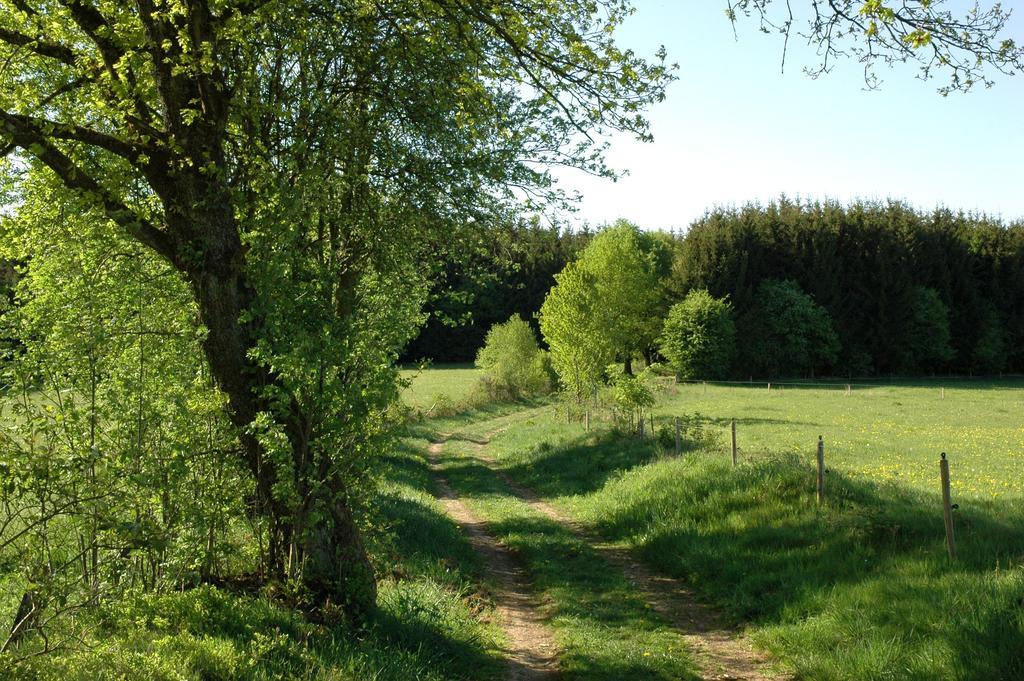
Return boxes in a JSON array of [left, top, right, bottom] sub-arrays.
[[571, 449, 1024, 679], [499, 430, 664, 498], [441, 454, 702, 680]]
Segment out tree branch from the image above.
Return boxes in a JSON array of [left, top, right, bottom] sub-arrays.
[[0, 116, 175, 263], [0, 27, 76, 64], [0, 111, 143, 159]]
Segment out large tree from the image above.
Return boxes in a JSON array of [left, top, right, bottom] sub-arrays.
[[0, 0, 669, 618], [573, 221, 663, 374]]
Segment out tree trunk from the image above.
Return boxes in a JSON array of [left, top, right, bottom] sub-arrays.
[[624, 356, 633, 375], [172, 187, 376, 620], [299, 468, 376, 620], [6, 591, 39, 650]]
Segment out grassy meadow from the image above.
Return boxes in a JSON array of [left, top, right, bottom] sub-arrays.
[[419, 375, 1024, 680], [653, 378, 1024, 501], [399, 363, 482, 411]]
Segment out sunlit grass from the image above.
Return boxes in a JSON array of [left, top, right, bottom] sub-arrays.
[[455, 379, 1024, 680], [399, 363, 482, 409], [652, 378, 1024, 501]]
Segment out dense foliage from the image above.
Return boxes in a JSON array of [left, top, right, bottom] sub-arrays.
[[737, 279, 841, 378], [402, 222, 592, 362], [421, 200, 1024, 378], [474, 316, 552, 400], [676, 200, 1024, 376], [537, 262, 612, 403], [0, 0, 671, 654], [659, 290, 736, 380]]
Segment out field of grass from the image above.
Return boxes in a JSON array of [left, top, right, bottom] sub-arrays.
[[650, 378, 1024, 501], [8, 369, 1022, 679], [444, 378, 1024, 680], [399, 363, 482, 409]]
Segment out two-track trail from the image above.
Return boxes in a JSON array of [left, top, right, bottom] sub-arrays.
[[426, 438, 560, 681], [471, 432, 780, 681], [426, 404, 786, 680]]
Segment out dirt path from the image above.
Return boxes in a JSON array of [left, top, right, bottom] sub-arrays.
[[471, 432, 785, 681], [427, 439, 560, 681]]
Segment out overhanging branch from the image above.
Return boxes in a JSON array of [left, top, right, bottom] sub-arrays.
[[1, 116, 175, 263]]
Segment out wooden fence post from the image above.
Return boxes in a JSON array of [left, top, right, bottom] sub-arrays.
[[674, 417, 681, 455], [846, 384, 851, 396], [731, 418, 737, 466], [585, 410, 590, 431], [816, 436, 825, 504], [703, 380, 707, 395], [941, 387, 945, 400], [649, 413, 655, 438], [940, 453, 957, 560], [767, 382, 771, 393]]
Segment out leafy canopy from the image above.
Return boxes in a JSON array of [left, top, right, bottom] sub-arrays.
[[660, 290, 736, 380], [740, 279, 840, 377]]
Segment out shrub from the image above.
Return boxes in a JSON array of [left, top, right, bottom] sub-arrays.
[[608, 367, 655, 435], [655, 412, 723, 452], [659, 290, 736, 380], [739, 279, 840, 377], [475, 316, 551, 400]]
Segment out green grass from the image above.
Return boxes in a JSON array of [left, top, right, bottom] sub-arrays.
[[5, 438, 507, 681], [460, 381, 1024, 680], [399, 363, 482, 410], [425, 430, 699, 680], [652, 378, 1024, 500]]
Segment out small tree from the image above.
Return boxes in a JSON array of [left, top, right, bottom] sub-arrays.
[[538, 262, 614, 403], [475, 316, 551, 399], [659, 290, 736, 380], [609, 367, 655, 436], [740, 279, 840, 377]]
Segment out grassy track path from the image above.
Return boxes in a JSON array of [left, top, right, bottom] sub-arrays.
[[453, 406, 785, 681], [427, 439, 560, 680]]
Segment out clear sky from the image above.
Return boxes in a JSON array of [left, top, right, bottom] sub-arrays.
[[552, 1, 1024, 231]]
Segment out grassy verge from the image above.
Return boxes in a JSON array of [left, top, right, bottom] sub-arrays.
[[6, 440, 506, 681], [428, 429, 700, 680], [470, 404, 1024, 680]]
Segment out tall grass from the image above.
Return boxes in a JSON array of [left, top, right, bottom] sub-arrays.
[[4, 440, 507, 680], [473, 392, 1024, 680]]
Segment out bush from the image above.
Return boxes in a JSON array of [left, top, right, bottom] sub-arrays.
[[655, 412, 723, 452], [739, 279, 840, 377], [659, 290, 735, 379], [475, 316, 551, 399], [607, 367, 655, 435]]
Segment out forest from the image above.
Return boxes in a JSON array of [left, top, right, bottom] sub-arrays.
[[404, 200, 1024, 377]]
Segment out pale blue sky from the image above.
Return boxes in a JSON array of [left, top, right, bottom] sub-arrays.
[[553, 1, 1024, 230]]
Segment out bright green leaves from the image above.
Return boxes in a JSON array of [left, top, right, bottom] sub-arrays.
[[659, 290, 736, 380]]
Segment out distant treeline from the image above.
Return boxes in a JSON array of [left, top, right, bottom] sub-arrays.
[[403, 199, 1024, 377], [401, 222, 594, 362]]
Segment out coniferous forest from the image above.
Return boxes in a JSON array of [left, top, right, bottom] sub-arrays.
[[404, 199, 1024, 377]]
